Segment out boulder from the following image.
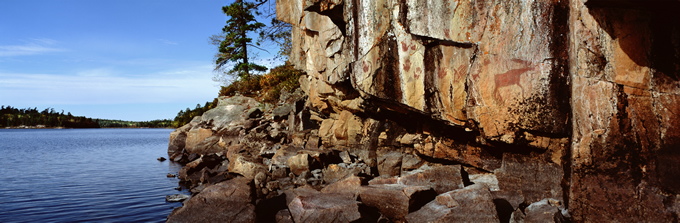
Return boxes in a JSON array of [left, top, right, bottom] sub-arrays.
[[167, 177, 256, 223], [228, 154, 268, 179], [272, 104, 294, 121], [399, 165, 464, 194], [283, 185, 320, 205], [185, 127, 213, 154], [190, 136, 225, 155], [271, 145, 301, 166], [275, 209, 295, 223], [322, 163, 367, 185], [495, 153, 563, 204], [200, 96, 261, 129], [405, 184, 500, 223], [469, 173, 500, 192], [288, 193, 361, 223], [168, 131, 188, 160], [510, 198, 563, 223], [359, 184, 437, 222], [321, 176, 363, 199], [376, 150, 402, 177], [288, 153, 316, 176]]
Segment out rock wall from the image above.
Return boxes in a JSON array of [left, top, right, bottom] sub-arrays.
[[569, 0, 680, 221], [276, 0, 680, 221], [165, 0, 680, 222]]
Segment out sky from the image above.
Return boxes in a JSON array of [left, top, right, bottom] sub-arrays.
[[0, 0, 283, 121]]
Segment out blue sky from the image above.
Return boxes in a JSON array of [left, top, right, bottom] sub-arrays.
[[0, 0, 282, 121]]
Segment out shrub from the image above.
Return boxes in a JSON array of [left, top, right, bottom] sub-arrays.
[[218, 63, 302, 103]]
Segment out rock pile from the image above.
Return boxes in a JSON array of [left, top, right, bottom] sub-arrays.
[[165, 91, 569, 222]]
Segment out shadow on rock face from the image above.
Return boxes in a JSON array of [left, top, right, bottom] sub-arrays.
[[587, 1, 680, 81]]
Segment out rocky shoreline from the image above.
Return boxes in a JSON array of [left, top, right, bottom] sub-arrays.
[[165, 91, 568, 222], [164, 0, 680, 222]]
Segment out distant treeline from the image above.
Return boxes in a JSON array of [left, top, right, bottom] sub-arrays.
[[172, 99, 218, 128], [97, 119, 173, 128], [1, 106, 100, 128]]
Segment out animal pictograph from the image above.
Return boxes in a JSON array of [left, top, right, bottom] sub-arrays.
[[493, 59, 537, 102]]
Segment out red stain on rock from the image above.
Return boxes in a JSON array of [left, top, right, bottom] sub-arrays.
[[453, 65, 467, 82], [363, 60, 370, 73], [401, 41, 409, 52], [415, 67, 422, 80], [493, 59, 537, 102], [444, 29, 451, 39], [437, 67, 447, 79], [403, 58, 411, 72]]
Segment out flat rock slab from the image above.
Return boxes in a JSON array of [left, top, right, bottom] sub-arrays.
[[321, 176, 364, 199], [288, 193, 361, 223], [167, 177, 255, 223], [406, 184, 500, 223], [399, 165, 464, 194], [359, 184, 437, 222], [283, 185, 321, 206]]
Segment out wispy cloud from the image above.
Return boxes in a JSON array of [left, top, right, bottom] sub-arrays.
[[0, 64, 218, 105], [0, 38, 66, 57], [158, 39, 178, 45]]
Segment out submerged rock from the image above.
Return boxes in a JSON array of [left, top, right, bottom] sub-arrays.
[[165, 194, 190, 203]]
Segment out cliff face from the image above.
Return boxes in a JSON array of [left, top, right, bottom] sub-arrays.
[[166, 0, 680, 222], [277, 0, 680, 221]]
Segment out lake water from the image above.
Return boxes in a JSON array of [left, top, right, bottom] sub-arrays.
[[0, 128, 188, 223]]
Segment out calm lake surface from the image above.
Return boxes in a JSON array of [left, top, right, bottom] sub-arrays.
[[0, 128, 187, 223]]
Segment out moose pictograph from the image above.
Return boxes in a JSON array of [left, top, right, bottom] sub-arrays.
[[492, 59, 538, 102]]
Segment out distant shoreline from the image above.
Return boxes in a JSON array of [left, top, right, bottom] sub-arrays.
[[3, 126, 175, 129]]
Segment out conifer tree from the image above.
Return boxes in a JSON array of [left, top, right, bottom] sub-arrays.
[[215, 0, 267, 81]]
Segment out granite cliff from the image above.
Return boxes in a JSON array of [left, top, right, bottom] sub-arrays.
[[166, 0, 680, 222]]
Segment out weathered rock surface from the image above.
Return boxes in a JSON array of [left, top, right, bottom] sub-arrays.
[[167, 177, 255, 223], [569, 0, 680, 221], [166, 0, 680, 220], [406, 184, 500, 223], [510, 198, 564, 223], [288, 193, 361, 223], [359, 184, 436, 222]]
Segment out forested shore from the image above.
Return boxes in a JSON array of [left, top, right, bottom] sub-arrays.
[[1, 106, 99, 128], [1, 106, 172, 129]]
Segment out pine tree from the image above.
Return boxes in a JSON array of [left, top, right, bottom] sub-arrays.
[[216, 0, 268, 81]]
